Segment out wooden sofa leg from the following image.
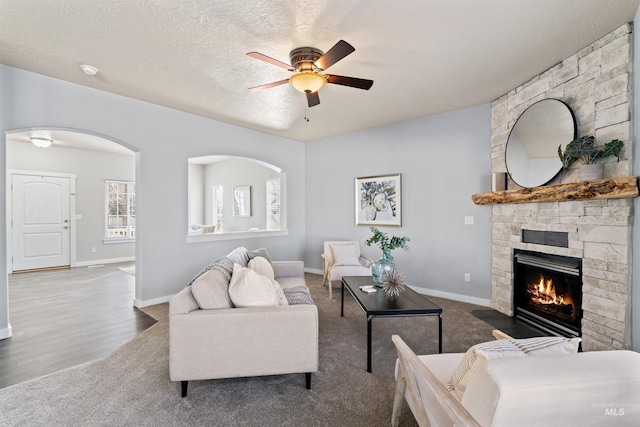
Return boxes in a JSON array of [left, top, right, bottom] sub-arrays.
[[305, 372, 311, 390], [181, 381, 188, 398]]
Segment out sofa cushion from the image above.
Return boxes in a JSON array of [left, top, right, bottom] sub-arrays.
[[190, 268, 233, 309], [187, 256, 234, 287], [229, 263, 288, 307], [330, 242, 361, 266], [283, 286, 315, 305], [248, 256, 275, 280], [446, 339, 525, 400]]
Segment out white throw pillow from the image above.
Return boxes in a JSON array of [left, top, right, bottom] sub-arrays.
[[248, 256, 275, 280], [190, 268, 233, 309], [447, 336, 581, 400], [229, 263, 288, 307], [330, 243, 361, 266], [446, 339, 525, 400]]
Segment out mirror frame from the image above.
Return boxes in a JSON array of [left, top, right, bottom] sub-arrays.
[[505, 99, 576, 188]]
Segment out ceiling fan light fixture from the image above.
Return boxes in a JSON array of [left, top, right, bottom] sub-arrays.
[[290, 72, 326, 94], [30, 136, 53, 148]]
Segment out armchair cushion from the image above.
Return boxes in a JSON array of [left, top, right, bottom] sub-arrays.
[[330, 242, 361, 266], [229, 263, 288, 307]]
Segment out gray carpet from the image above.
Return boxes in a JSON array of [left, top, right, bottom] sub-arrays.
[[0, 273, 495, 426]]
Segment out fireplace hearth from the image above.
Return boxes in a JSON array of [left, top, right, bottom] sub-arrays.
[[513, 250, 582, 338]]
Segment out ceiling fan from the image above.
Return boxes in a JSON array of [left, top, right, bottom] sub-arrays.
[[247, 40, 374, 107]]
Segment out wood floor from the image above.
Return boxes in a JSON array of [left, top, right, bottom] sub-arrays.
[[0, 262, 156, 389]]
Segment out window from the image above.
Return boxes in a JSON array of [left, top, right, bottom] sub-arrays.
[[105, 180, 135, 241], [266, 178, 280, 230]]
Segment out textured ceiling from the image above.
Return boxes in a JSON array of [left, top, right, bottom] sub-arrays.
[[1, 0, 639, 144]]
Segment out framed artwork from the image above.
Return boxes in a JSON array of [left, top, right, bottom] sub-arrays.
[[355, 174, 401, 226]]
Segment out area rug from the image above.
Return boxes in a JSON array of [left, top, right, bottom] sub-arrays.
[[0, 274, 496, 426]]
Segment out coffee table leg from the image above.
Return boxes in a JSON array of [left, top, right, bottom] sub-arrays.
[[438, 313, 443, 353], [341, 281, 345, 317], [367, 315, 374, 373]]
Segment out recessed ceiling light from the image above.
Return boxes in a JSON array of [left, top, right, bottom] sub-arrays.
[[80, 64, 98, 76]]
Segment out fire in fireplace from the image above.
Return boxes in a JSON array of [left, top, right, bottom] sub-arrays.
[[513, 250, 582, 338]]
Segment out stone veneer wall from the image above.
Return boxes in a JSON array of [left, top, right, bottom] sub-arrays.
[[489, 24, 633, 351]]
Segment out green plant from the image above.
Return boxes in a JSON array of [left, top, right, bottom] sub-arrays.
[[364, 226, 410, 259], [558, 136, 624, 168]]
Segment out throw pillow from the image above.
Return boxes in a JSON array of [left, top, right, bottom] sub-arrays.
[[446, 335, 582, 400], [248, 256, 275, 280], [283, 286, 315, 305], [248, 248, 275, 271], [187, 256, 234, 287], [446, 339, 525, 400], [330, 243, 361, 266], [190, 268, 233, 309], [509, 336, 581, 355], [228, 263, 288, 307]]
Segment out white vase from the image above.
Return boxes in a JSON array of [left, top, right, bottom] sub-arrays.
[[579, 163, 604, 181]]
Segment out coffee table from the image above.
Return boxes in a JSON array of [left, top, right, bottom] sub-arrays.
[[341, 275, 442, 373]]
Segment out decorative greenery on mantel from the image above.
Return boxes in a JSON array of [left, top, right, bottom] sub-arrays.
[[558, 136, 624, 167], [471, 176, 639, 205]]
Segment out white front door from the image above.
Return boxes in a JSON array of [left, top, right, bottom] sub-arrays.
[[12, 174, 71, 271]]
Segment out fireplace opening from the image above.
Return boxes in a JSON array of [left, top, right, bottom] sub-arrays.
[[513, 250, 582, 338]]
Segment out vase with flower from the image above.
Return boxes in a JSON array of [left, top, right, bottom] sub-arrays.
[[364, 226, 410, 286]]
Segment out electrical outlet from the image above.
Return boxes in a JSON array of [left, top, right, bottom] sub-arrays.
[[464, 273, 471, 282], [91, 247, 97, 253], [464, 216, 474, 225]]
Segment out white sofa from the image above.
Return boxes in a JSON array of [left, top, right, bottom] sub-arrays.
[[392, 333, 640, 426], [169, 247, 319, 397]]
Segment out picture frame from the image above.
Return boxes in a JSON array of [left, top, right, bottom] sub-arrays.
[[355, 174, 401, 226]]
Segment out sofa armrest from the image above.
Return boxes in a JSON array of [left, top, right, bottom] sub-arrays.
[[169, 286, 199, 315], [170, 304, 319, 381], [273, 260, 304, 278]]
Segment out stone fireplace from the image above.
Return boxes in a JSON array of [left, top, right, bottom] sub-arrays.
[[486, 24, 634, 351]]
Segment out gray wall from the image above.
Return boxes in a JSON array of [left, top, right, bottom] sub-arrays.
[[0, 65, 306, 330], [304, 104, 493, 304], [7, 140, 135, 264]]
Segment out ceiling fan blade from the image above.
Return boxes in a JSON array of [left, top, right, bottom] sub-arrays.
[[248, 79, 290, 92], [246, 52, 294, 71], [314, 40, 355, 71], [326, 75, 374, 90], [306, 91, 320, 107]]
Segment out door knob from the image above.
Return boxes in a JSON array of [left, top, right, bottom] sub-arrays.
[[64, 226, 69, 229]]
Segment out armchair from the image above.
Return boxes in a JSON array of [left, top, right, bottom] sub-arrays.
[[321, 241, 373, 299]]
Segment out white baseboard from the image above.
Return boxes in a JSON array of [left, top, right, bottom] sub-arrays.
[[76, 256, 135, 267], [0, 323, 12, 340], [305, 267, 323, 275], [133, 295, 172, 308], [409, 286, 490, 307]]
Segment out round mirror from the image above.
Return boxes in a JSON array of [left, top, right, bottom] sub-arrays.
[[505, 99, 576, 188]]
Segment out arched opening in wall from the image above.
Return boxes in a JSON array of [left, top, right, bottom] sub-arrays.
[[1, 128, 153, 388], [187, 155, 288, 241]]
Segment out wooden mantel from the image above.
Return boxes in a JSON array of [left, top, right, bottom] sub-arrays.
[[472, 176, 639, 205]]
